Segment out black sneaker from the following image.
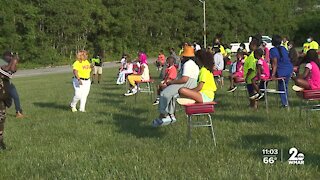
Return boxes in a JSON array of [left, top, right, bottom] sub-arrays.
[[153, 98, 160, 105], [0, 140, 6, 150], [227, 86, 237, 92], [249, 93, 259, 100]]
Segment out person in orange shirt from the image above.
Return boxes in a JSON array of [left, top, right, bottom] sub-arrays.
[[153, 57, 177, 105], [156, 50, 166, 71]]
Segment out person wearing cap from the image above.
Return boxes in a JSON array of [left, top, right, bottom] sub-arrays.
[[152, 45, 199, 127], [0, 51, 18, 150], [70, 50, 92, 112], [91, 54, 103, 84]]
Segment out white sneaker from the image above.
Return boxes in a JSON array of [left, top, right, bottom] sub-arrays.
[[292, 85, 304, 92], [124, 90, 134, 96], [132, 88, 138, 94], [71, 107, 77, 112], [249, 93, 259, 100]]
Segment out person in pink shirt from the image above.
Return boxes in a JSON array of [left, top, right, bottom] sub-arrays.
[[153, 57, 177, 105], [227, 50, 244, 92], [262, 42, 270, 63], [250, 48, 270, 100], [293, 49, 320, 91]]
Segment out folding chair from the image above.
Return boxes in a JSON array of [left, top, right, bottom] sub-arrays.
[[261, 78, 289, 112], [213, 70, 223, 88], [299, 89, 320, 127], [182, 102, 217, 146], [134, 78, 155, 102]]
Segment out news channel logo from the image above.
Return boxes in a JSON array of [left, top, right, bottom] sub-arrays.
[[262, 147, 304, 165]]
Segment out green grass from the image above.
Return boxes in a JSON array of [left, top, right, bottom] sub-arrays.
[[0, 66, 319, 179]]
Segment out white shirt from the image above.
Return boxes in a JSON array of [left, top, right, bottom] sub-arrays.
[[195, 44, 201, 51], [141, 63, 150, 80], [120, 58, 126, 66], [214, 53, 224, 71], [182, 59, 199, 79]]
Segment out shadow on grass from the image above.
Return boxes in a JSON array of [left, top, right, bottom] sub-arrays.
[[213, 114, 266, 123], [33, 102, 67, 110], [112, 113, 164, 138], [240, 134, 289, 147], [304, 153, 320, 168]]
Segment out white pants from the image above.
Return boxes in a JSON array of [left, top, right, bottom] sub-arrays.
[[116, 70, 132, 84], [70, 78, 91, 111]]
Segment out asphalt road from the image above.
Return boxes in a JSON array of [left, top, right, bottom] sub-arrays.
[[14, 59, 156, 78]]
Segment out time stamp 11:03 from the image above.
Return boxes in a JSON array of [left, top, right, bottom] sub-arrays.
[[262, 147, 305, 165]]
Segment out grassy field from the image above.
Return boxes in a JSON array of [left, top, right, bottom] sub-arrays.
[[0, 66, 319, 179]]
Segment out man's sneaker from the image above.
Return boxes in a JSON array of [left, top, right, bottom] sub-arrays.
[[257, 93, 265, 100], [153, 98, 160, 105], [152, 118, 163, 127], [227, 86, 237, 92], [292, 85, 304, 92], [0, 140, 6, 150], [249, 93, 259, 100], [71, 106, 77, 112], [16, 112, 24, 118]]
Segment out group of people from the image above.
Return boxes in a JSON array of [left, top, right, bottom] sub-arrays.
[[227, 34, 319, 108]]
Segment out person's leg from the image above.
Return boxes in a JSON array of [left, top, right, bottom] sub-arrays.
[[98, 67, 102, 83], [229, 74, 235, 88], [252, 79, 260, 94], [278, 75, 290, 106], [0, 102, 6, 149], [70, 78, 82, 109], [79, 80, 91, 112], [294, 78, 311, 89], [128, 75, 141, 87], [8, 83, 23, 113], [178, 87, 203, 102], [159, 84, 184, 118]]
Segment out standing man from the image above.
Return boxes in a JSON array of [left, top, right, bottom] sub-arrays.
[[91, 54, 103, 84], [0, 51, 18, 150]]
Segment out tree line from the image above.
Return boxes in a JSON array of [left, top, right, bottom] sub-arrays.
[[0, 0, 319, 66]]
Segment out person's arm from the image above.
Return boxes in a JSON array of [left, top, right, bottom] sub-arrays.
[[257, 64, 262, 80], [245, 69, 253, 82], [301, 67, 310, 79], [73, 69, 82, 85], [139, 65, 145, 75], [166, 76, 189, 85], [271, 57, 278, 79], [192, 81, 204, 91]]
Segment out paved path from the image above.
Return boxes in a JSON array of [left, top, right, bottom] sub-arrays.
[[14, 59, 156, 78]]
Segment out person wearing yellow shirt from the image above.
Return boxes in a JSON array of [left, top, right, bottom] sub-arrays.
[[70, 50, 93, 112], [178, 50, 217, 103], [308, 36, 319, 50]]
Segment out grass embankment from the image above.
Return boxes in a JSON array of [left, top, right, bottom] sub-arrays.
[[0, 66, 319, 179]]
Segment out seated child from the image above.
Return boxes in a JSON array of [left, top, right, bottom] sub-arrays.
[[250, 48, 270, 100], [116, 59, 133, 85], [119, 54, 127, 72], [156, 50, 166, 71], [124, 52, 150, 96], [153, 56, 177, 105], [227, 49, 244, 92], [178, 50, 217, 103], [293, 49, 320, 91]]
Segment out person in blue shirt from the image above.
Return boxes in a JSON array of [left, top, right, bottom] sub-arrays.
[[269, 35, 293, 107]]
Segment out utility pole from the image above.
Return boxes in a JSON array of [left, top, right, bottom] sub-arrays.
[[198, 0, 206, 48]]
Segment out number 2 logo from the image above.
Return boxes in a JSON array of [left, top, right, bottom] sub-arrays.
[[289, 147, 304, 161]]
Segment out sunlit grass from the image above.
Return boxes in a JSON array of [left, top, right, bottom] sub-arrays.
[[0, 66, 319, 179]]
